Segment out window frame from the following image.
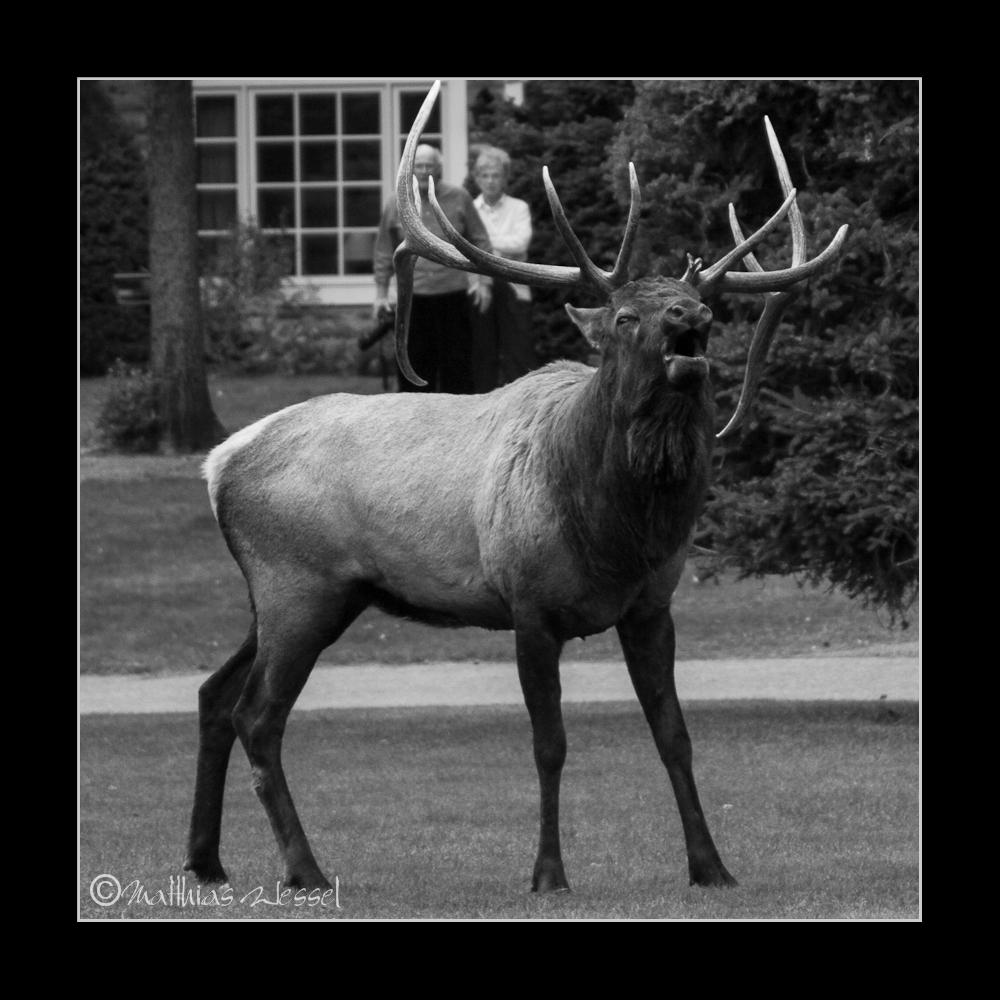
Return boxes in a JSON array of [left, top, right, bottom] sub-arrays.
[[193, 79, 468, 305]]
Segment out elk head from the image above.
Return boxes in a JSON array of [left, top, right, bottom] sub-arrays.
[[392, 82, 848, 437], [565, 277, 713, 392]]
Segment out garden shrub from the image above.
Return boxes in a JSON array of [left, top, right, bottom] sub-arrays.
[[199, 221, 352, 373], [95, 360, 160, 453]]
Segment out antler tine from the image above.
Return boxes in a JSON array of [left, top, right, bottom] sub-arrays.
[[765, 116, 805, 268], [606, 162, 642, 287], [543, 167, 616, 294], [391, 245, 427, 387], [425, 176, 586, 288], [716, 292, 798, 438], [681, 253, 703, 283], [394, 82, 480, 276], [715, 204, 798, 438], [728, 204, 764, 274], [696, 188, 796, 290]]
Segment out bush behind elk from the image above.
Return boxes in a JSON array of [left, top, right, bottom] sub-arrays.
[[185, 82, 847, 894]]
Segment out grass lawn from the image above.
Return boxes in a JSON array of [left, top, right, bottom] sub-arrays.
[[79, 700, 919, 919], [79, 373, 912, 675]]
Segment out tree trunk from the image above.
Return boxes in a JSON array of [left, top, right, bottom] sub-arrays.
[[147, 81, 225, 451]]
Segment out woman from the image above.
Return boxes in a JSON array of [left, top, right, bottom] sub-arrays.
[[469, 146, 538, 392]]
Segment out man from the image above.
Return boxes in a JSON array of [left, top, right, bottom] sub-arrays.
[[469, 146, 537, 392], [373, 144, 492, 393]]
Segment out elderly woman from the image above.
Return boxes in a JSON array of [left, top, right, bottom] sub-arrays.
[[469, 146, 538, 392]]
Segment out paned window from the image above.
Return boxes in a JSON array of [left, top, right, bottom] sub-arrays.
[[254, 91, 385, 277], [194, 84, 445, 280], [398, 89, 442, 158], [194, 95, 238, 267]]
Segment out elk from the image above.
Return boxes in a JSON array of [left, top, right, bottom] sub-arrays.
[[185, 82, 847, 894]]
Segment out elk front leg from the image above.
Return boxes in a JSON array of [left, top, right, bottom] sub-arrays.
[[514, 622, 570, 893], [185, 626, 257, 884], [617, 607, 737, 887]]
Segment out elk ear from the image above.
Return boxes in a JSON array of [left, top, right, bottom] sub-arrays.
[[565, 304, 611, 349]]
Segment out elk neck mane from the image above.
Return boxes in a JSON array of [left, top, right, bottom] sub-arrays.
[[532, 354, 715, 585]]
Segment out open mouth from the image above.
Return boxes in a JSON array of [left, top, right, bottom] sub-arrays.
[[664, 330, 709, 387]]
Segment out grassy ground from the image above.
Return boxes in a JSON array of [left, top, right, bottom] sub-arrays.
[[80, 373, 912, 675], [79, 700, 919, 919]]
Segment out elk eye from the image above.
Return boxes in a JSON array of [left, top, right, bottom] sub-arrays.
[[616, 313, 638, 328]]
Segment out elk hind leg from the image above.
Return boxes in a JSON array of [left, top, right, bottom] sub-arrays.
[[233, 584, 367, 890], [185, 625, 258, 884], [617, 608, 737, 887]]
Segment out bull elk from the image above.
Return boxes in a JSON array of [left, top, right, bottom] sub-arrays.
[[185, 82, 848, 894]]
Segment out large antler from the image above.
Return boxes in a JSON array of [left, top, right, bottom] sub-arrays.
[[687, 116, 849, 437], [690, 118, 849, 298], [392, 80, 640, 385]]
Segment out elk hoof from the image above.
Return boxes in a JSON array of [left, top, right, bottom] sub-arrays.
[[689, 861, 738, 888], [532, 860, 570, 894], [284, 871, 333, 892], [184, 857, 229, 885]]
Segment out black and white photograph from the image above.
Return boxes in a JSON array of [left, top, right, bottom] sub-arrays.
[[79, 78, 919, 920]]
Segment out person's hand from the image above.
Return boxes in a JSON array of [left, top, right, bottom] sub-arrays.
[[372, 293, 394, 321], [469, 284, 492, 314]]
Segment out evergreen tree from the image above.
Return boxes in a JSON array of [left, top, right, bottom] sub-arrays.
[[610, 81, 918, 619]]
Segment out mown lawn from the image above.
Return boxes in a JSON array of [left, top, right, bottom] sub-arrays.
[[79, 701, 919, 919]]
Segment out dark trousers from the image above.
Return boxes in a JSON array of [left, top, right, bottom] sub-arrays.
[[396, 290, 474, 394], [470, 279, 538, 393]]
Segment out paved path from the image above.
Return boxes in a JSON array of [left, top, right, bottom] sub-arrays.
[[79, 655, 918, 714]]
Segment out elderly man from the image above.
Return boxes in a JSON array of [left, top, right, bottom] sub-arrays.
[[469, 145, 537, 392], [373, 144, 492, 393]]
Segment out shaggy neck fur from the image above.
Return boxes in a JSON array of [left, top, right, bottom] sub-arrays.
[[542, 351, 714, 587]]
